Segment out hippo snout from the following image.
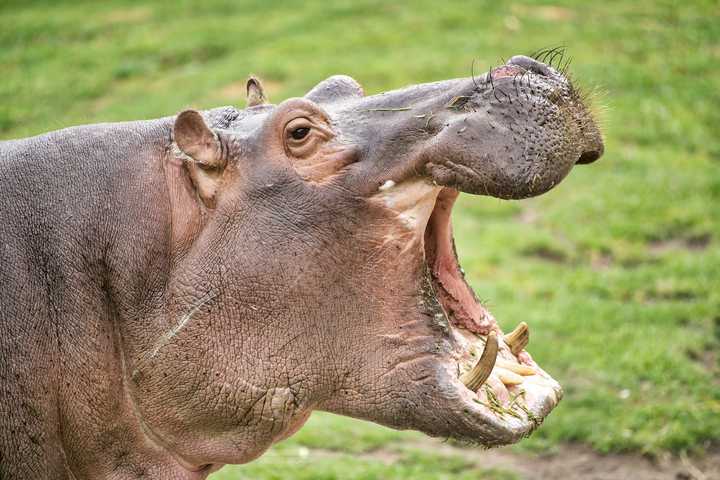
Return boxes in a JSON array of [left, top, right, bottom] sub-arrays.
[[507, 54, 605, 167], [419, 54, 604, 198], [310, 52, 603, 199]]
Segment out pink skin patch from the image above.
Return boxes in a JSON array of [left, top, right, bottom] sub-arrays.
[[518, 350, 532, 365], [491, 65, 524, 80], [425, 189, 499, 335], [485, 375, 510, 403], [425, 188, 533, 369]]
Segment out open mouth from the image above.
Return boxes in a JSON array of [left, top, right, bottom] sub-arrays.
[[362, 52, 603, 443], [422, 187, 563, 443]]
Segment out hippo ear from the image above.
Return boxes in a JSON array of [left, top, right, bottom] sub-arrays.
[[173, 110, 227, 208], [246, 76, 268, 107], [305, 75, 364, 103]]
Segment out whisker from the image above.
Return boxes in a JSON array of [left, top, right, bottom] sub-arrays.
[[471, 58, 480, 90], [536, 46, 564, 65], [513, 71, 521, 98], [499, 87, 512, 104], [560, 56, 573, 77], [487, 65, 503, 104], [529, 46, 549, 60], [520, 69, 532, 100], [548, 46, 567, 69]]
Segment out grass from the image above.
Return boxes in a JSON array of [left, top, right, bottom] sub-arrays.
[[2, 0, 719, 477]]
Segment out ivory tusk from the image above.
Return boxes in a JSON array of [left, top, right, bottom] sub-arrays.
[[461, 332, 498, 392], [496, 359, 536, 376], [504, 322, 529, 356], [496, 367, 525, 386]]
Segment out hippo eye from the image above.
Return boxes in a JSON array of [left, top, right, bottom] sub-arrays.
[[285, 118, 314, 144], [290, 127, 310, 140], [283, 116, 333, 159]]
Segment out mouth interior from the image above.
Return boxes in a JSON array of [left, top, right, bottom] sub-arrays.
[[424, 189, 494, 336], [421, 187, 562, 431]]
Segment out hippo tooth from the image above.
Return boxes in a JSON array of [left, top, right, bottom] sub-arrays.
[[460, 332, 498, 392], [495, 367, 525, 386], [485, 375, 510, 405], [504, 322, 529, 356], [496, 359, 536, 376], [379, 180, 396, 191]]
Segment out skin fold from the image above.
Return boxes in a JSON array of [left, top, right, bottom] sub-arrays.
[[0, 55, 602, 479]]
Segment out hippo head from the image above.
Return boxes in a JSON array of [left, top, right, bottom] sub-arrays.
[[142, 54, 603, 467]]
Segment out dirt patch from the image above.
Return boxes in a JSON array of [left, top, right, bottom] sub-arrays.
[[687, 317, 719, 381], [649, 233, 712, 254], [408, 439, 720, 480], [522, 245, 568, 263], [511, 5, 576, 22], [101, 6, 153, 24], [302, 439, 720, 479], [517, 207, 540, 225], [687, 347, 718, 383], [590, 251, 614, 270]]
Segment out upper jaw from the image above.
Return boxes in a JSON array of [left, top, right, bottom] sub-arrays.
[[323, 55, 602, 200]]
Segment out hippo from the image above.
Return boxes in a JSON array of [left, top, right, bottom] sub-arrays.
[[0, 53, 603, 479]]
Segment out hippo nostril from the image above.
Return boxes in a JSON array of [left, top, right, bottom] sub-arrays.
[[507, 55, 553, 77], [576, 149, 602, 165]]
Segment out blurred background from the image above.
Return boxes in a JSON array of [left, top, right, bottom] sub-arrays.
[[2, 1, 718, 478]]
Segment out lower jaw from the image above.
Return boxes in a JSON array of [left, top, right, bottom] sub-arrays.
[[422, 187, 563, 431]]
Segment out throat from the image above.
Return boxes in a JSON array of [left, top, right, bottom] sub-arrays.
[[424, 188, 494, 335], [106, 299, 214, 478]]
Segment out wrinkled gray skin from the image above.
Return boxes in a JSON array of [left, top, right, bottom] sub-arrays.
[[0, 56, 602, 479]]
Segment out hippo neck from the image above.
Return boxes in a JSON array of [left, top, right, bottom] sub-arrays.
[[0, 117, 215, 478]]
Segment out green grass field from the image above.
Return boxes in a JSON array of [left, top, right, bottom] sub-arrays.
[[2, 1, 718, 478]]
